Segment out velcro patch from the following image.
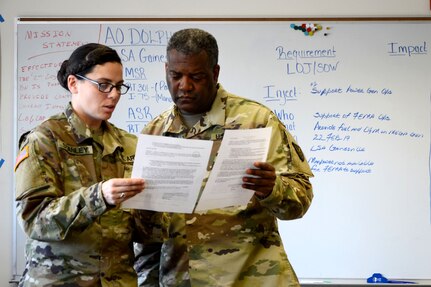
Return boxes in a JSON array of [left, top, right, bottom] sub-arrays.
[[292, 142, 305, 162], [59, 142, 93, 155], [14, 145, 29, 171]]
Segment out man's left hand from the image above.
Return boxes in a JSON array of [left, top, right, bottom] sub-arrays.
[[242, 162, 276, 199]]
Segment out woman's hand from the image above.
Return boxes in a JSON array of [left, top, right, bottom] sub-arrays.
[[101, 178, 145, 205]]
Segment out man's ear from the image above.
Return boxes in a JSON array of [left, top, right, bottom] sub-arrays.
[[213, 64, 220, 82], [68, 75, 79, 94]]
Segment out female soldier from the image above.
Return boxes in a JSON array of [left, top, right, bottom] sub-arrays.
[[15, 43, 146, 286]]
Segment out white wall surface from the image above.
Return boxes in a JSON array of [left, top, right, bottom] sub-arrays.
[[1, 0, 430, 285]]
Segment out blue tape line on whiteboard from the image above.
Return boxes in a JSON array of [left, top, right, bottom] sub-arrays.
[[0, 158, 5, 168], [0, 15, 4, 23]]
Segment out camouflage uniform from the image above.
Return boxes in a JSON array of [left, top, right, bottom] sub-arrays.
[[137, 84, 314, 287], [15, 103, 140, 287]]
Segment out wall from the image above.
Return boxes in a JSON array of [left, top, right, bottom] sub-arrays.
[[1, 0, 430, 285]]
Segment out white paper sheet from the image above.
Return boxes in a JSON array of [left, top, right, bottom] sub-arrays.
[[122, 134, 213, 213], [195, 127, 272, 211]]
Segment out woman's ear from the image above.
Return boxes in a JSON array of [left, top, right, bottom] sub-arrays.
[[67, 75, 79, 94]]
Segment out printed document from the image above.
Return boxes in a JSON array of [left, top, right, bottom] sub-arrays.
[[122, 134, 213, 213], [123, 127, 271, 213], [195, 127, 272, 211]]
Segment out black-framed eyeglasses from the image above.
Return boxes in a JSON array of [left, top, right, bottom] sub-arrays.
[[75, 74, 130, 95]]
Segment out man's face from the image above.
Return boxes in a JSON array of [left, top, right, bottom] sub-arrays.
[[165, 49, 220, 114]]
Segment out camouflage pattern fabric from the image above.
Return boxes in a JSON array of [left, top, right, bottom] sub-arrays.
[[15, 103, 141, 287], [136, 84, 314, 287]]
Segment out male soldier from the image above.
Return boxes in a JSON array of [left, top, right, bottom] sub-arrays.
[[135, 28, 314, 287]]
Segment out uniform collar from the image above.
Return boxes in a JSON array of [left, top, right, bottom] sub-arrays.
[[65, 102, 124, 154], [161, 84, 227, 137]]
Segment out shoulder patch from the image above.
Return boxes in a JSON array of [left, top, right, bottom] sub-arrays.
[[292, 142, 305, 162], [14, 145, 29, 171]]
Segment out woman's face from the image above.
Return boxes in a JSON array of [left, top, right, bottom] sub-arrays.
[[68, 62, 124, 129]]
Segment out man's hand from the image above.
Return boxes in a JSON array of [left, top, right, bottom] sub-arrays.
[[242, 162, 276, 199]]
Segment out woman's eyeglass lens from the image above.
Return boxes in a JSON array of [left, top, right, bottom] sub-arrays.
[[75, 74, 129, 95]]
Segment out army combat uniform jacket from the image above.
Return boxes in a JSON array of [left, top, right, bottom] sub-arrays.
[[15, 103, 139, 287], [138, 84, 314, 287]]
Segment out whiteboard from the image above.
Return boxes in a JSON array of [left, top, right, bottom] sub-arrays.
[[15, 19, 431, 280]]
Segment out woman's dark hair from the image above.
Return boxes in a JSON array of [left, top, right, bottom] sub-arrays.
[[57, 43, 122, 91]]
